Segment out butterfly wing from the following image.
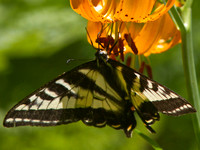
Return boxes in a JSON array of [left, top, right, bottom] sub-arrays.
[[4, 55, 195, 137], [3, 60, 136, 137], [108, 59, 196, 132]]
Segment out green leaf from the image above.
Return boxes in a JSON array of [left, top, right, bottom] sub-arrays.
[[135, 129, 163, 150]]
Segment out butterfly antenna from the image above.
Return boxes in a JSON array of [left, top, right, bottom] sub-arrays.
[[97, 23, 104, 38], [85, 27, 95, 48], [96, 23, 107, 50], [85, 27, 105, 52]]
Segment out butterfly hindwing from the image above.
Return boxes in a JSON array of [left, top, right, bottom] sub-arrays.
[[108, 59, 195, 132], [135, 70, 195, 116]]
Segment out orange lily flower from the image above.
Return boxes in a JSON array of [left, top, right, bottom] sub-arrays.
[[87, 13, 181, 56], [70, 0, 176, 23]]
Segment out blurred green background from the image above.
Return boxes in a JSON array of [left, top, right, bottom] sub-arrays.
[[0, 0, 199, 150]]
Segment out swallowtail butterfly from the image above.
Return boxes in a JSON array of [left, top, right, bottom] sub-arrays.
[[3, 50, 196, 137]]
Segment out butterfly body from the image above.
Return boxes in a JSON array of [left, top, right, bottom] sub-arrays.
[[3, 50, 196, 137]]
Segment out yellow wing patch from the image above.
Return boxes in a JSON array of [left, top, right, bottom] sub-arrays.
[[60, 69, 125, 112], [131, 73, 148, 109]]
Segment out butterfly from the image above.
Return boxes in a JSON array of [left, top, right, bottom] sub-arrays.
[[3, 49, 196, 138]]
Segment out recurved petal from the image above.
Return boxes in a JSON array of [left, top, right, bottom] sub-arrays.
[[70, 0, 176, 23], [124, 13, 181, 56]]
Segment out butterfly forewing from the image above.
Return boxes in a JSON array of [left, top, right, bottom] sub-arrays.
[[3, 59, 137, 137]]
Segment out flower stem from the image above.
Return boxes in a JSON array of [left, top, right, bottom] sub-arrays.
[[135, 129, 163, 150], [170, 4, 200, 148]]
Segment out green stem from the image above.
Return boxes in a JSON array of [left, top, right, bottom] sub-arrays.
[[135, 129, 163, 150], [170, 4, 200, 148]]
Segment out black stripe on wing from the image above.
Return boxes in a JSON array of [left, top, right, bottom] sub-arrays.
[[4, 108, 123, 127]]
